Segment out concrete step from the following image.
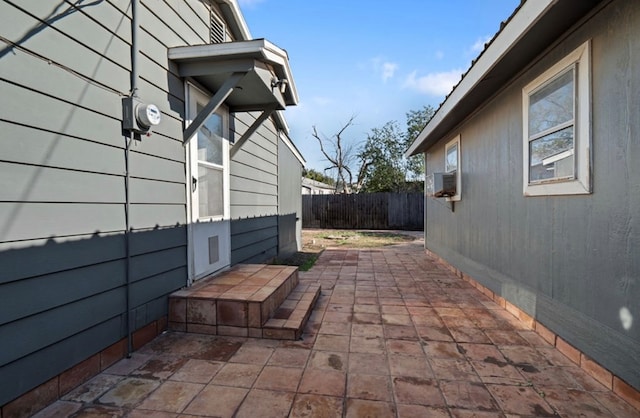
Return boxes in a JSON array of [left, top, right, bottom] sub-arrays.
[[168, 264, 319, 340], [262, 283, 321, 340]]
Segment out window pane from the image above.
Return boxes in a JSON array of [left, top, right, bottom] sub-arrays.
[[198, 164, 224, 217], [446, 144, 458, 173], [529, 126, 574, 182], [529, 68, 574, 136], [197, 104, 223, 165]]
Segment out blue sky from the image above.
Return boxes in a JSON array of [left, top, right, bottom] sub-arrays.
[[239, 0, 520, 173]]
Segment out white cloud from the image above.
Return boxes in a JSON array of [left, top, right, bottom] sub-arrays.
[[368, 56, 399, 82], [381, 62, 398, 82], [403, 69, 464, 97], [435, 50, 444, 60], [470, 35, 493, 53]]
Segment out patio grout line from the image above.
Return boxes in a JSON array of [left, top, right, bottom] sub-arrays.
[[35, 240, 639, 417], [341, 246, 585, 416], [427, 249, 640, 416], [308, 245, 632, 413], [405, 273, 451, 408], [437, 284, 506, 413], [354, 251, 398, 415]]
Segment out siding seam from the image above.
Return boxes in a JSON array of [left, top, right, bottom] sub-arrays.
[[0, 78, 122, 120]]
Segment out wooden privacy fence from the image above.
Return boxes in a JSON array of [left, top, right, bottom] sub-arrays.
[[302, 193, 424, 230]]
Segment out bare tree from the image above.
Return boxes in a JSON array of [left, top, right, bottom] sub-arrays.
[[311, 116, 357, 193], [353, 157, 373, 194]]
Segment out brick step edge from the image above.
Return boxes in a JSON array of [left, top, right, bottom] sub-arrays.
[[262, 284, 321, 340]]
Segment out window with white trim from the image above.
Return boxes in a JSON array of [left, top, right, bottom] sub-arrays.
[[445, 135, 461, 201], [523, 40, 591, 196]]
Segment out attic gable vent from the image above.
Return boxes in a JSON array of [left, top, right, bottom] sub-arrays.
[[210, 11, 225, 43]]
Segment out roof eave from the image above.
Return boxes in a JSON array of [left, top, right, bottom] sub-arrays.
[[168, 39, 299, 108], [273, 110, 290, 134], [213, 2, 299, 105], [207, 1, 299, 141], [279, 129, 306, 164], [406, 0, 604, 157], [216, 0, 251, 41], [406, 0, 555, 156]]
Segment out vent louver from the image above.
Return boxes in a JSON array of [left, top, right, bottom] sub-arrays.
[[210, 11, 225, 43]]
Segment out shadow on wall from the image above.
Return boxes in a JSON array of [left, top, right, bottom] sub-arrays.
[[0, 1, 106, 60], [0, 212, 303, 406], [229, 213, 301, 265], [0, 225, 187, 406]]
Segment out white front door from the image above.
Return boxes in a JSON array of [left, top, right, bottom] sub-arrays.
[[186, 83, 231, 282]]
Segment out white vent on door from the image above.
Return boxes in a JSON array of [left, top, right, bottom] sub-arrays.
[[210, 11, 225, 43], [208, 235, 220, 264]]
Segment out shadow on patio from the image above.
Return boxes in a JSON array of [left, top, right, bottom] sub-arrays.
[[35, 237, 639, 417]]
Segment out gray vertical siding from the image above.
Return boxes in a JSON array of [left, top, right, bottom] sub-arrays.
[[423, 0, 640, 389], [278, 136, 303, 255], [0, 0, 218, 405]]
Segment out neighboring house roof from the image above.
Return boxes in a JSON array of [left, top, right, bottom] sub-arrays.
[[406, 0, 604, 156], [302, 178, 335, 192]]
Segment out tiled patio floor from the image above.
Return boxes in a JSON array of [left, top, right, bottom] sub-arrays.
[[36, 237, 639, 417]]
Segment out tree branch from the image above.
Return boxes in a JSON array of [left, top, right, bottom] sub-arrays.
[[311, 116, 358, 193]]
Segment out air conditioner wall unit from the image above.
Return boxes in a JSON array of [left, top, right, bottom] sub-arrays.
[[426, 172, 456, 198]]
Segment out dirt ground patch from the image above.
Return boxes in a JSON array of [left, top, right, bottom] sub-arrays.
[[273, 229, 420, 271], [303, 229, 416, 250]]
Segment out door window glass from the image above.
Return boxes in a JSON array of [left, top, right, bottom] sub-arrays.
[[198, 165, 224, 217], [197, 104, 223, 166]]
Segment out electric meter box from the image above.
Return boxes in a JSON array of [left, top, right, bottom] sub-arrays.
[[426, 172, 456, 197], [122, 97, 161, 134]]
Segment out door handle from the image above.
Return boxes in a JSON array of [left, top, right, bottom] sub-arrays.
[[192, 175, 197, 192]]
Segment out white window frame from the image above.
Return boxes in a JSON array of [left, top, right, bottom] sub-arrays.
[[186, 82, 231, 223], [445, 135, 461, 202], [522, 40, 591, 196]]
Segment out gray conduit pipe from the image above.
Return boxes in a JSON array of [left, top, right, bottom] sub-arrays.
[[125, 0, 139, 358]]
